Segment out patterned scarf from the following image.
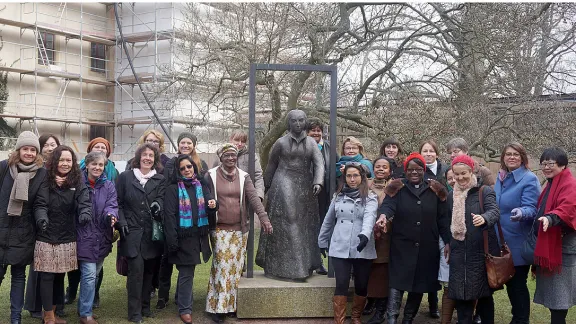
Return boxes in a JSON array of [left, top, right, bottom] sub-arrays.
[[451, 174, 477, 241], [178, 175, 207, 228]]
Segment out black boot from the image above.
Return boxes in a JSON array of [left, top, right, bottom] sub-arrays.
[[366, 297, 387, 324], [429, 291, 440, 318], [473, 314, 482, 324], [387, 288, 404, 324], [402, 292, 423, 324], [363, 297, 375, 315], [316, 263, 328, 275]]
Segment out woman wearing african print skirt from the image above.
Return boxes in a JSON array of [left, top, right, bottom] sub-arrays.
[[205, 144, 273, 323], [163, 155, 217, 324]]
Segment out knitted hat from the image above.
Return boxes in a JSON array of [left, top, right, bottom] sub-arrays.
[[452, 154, 475, 170], [177, 132, 197, 147], [87, 137, 112, 157], [15, 131, 40, 152], [217, 143, 239, 160], [403, 152, 427, 172]]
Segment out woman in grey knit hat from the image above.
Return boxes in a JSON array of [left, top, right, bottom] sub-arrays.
[[0, 131, 50, 324]]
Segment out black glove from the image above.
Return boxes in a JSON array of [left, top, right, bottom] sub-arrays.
[[115, 223, 130, 239], [37, 219, 48, 233], [320, 248, 327, 258], [78, 213, 92, 226], [357, 234, 368, 252], [150, 201, 162, 221]]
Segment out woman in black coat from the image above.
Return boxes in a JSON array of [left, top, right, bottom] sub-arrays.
[[0, 131, 49, 324], [447, 155, 500, 324], [377, 153, 450, 324], [163, 155, 217, 324], [117, 143, 166, 323]]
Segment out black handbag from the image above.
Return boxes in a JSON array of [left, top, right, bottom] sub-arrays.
[[521, 218, 537, 265]]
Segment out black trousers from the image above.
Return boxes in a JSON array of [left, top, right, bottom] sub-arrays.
[[0, 264, 27, 322], [67, 266, 103, 300], [39, 272, 65, 310], [505, 265, 530, 324], [127, 254, 158, 321], [158, 253, 176, 302], [550, 309, 568, 324], [332, 257, 372, 296], [455, 295, 494, 324]]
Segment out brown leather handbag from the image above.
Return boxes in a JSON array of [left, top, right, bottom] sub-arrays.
[[479, 186, 516, 289]]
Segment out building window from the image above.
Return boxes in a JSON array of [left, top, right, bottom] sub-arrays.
[[37, 32, 55, 65], [89, 126, 107, 140], [91, 43, 106, 73]]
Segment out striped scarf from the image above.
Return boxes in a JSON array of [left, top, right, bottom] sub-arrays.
[[177, 176, 207, 228]]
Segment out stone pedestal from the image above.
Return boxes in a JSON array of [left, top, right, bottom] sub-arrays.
[[237, 271, 354, 318]]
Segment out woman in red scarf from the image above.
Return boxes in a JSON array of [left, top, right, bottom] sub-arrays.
[[532, 147, 576, 324]]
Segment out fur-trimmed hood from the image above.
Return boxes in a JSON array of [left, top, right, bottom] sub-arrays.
[[384, 178, 447, 201]]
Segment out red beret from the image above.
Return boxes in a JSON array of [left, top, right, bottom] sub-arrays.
[[451, 154, 475, 170], [404, 152, 427, 172]]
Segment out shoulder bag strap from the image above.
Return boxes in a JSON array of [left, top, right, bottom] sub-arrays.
[[481, 186, 490, 254]]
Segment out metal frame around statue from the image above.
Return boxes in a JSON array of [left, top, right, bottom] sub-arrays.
[[247, 63, 338, 278]]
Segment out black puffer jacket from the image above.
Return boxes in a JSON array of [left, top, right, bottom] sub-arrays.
[[447, 184, 501, 301], [0, 160, 49, 266], [37, 182, 92, 244]]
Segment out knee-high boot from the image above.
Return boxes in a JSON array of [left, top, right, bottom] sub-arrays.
[[333, 295, 347, 324], [366, 297, 387, 324], [387, 289, 404, 324], [351, 295, 367, 324], [402, 292, 423, 324], [441, 287, 456, 324]]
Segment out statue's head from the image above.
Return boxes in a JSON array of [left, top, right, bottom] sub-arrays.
[[286, 109, 307, 135]]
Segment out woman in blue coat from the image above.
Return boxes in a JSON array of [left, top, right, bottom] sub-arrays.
[[318, 162, 378, 324], [494, 142, 540, 324]]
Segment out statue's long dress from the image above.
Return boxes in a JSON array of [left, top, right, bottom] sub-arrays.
[[255, 132, 325, 280]]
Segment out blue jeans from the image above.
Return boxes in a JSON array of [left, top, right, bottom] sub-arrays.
[[78, 261, 103, 317], [0, 265, 27, 322]]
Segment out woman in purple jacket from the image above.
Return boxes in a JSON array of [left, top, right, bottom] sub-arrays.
[[76, 151, 121, 324]]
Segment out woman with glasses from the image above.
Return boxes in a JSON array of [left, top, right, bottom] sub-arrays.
[[376, 153, 450, 324], [494, 143, 540, 324], [532, 147, 576, 324], [318, 162, 378, 324], [126, 130, 171, 174], [163, 155, 217, 324], [205, 144, 272, 323], [336, 136, 373, 178]]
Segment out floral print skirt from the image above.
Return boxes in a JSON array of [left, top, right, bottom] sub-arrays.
[[34, 241, 78, 273], [206, 229, 248, 314]]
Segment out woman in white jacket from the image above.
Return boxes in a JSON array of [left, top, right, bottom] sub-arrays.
[[318, 162, 378, 324]]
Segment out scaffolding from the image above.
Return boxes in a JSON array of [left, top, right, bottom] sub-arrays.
[[0, 2, 115, 152]]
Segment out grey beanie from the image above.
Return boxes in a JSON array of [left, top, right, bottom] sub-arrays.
[[177, 132, 197, 146], [15, 131, 40, 152]]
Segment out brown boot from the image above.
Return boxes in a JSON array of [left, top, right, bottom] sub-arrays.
[[52, 306, 66, 324], [441, 287, 456, 324], [351, 295, 367, 324], [42, 310, 56, 324], [333, 295, 347, 324], [79, 316, 99, 324]]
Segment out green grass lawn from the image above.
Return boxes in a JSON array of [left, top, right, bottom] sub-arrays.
[[0, 231, 573, 323]]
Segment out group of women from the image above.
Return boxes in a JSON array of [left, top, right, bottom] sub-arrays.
[[0, 125, 575, 324], [0, 129, 271, 324], [318, 132, 576, 324]]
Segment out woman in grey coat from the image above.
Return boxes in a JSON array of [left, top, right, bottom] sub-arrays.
[[318, 162, 378, 324]]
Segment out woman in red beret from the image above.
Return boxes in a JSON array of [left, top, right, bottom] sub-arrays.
[[376, 153, 450, 324]]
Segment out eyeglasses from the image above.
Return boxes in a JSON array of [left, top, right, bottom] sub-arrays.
[[146, 139, 160, 145], [450, 149, 462, 154], [179, 164, 194, 172], [346, 174, 361, 179], [505, 152, 521, 158], [221, 153, 237, 159], [406, 168, 424, 174], [540, 161, 557, 169]]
